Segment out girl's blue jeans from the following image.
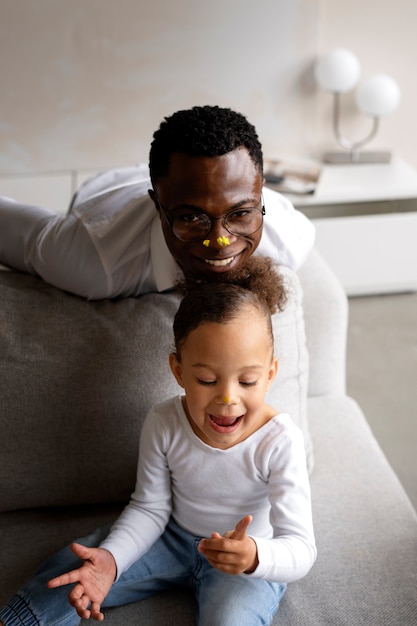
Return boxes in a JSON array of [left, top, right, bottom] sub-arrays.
[[0, 518, 286, 626]]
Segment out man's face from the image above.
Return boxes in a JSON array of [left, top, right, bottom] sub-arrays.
[[149, 148, 264, 280]]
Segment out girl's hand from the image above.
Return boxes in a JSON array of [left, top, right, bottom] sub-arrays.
[[48, 543, 117, 621], [198, 515, 259, 575]]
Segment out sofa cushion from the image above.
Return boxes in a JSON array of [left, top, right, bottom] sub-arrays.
[[278, 394, 417, 626], [2, 397, 416, 625], [0, 265, 310, 513], [268, 266, 310, 467]]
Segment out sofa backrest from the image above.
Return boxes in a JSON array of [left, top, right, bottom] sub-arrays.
[[0, 265, 310, 513]]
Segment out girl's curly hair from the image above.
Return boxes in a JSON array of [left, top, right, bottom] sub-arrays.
[[173, 256, 287, 356]]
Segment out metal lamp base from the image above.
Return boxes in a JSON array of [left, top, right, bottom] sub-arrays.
[[323, 151, 392, 164]]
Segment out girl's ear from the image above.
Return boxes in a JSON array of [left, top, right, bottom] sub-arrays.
[[169, 352, 184, 388], [267, 357, 279, 390]]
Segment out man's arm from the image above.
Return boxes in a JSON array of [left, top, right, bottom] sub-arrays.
[[259, 186, 315, 271]]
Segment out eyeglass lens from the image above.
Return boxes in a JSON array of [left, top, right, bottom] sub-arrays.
[[172, 208, 264, 241]]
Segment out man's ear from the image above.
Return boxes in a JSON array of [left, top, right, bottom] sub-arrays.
[[169, 352, 184, 388], [148, 189, 159, 211]]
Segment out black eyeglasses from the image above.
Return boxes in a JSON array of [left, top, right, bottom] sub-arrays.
[[155, 195, 265, 242]]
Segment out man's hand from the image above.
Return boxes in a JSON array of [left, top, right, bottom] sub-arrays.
[[198, 515, 259, 575], [48, 543, 117, 621]]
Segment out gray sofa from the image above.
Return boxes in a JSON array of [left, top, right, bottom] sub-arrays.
[[1, 249, 417, 625]]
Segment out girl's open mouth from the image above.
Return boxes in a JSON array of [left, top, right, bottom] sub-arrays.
[[208, 414, 243, 433]]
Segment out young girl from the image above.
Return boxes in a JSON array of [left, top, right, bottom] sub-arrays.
[[0, 257, 316, 626]]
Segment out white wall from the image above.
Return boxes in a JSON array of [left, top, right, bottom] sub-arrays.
[[0, 0, 415, 183], [0, 0, 319, 174]]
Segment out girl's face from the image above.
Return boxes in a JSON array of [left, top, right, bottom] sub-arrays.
[[169, 309, 278, 449]]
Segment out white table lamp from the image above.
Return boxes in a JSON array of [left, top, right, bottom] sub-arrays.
[[315, 48, 401, 163]]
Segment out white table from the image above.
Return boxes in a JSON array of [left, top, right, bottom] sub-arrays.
[[287, 156, 417, 296]]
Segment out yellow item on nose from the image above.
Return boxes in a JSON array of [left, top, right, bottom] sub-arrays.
[[217, 236, 230, 247], [203, 239, 210, 247], [223, 396, 231, 404]]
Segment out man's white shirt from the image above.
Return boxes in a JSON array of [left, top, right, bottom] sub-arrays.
[[70, 165, 315, 297]]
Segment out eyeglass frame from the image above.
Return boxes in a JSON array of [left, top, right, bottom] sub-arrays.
[[154, 193, 266, 242]]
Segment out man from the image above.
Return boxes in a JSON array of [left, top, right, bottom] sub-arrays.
[[0, 106, 314, 297]]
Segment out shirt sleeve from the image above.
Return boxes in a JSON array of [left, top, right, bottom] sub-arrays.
[[248, 424, 317, 583], [99, 408, 172, 578], [259, 186, 315, 271]]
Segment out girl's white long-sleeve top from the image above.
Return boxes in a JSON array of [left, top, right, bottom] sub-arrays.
[[100, 395, 316, 584]]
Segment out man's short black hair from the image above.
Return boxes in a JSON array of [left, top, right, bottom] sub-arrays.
[[149, 105, 263, 185]]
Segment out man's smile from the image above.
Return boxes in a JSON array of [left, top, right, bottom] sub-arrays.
[[204, 256, 236, 267]]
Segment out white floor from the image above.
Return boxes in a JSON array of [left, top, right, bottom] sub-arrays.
[[347, 291, 417, 511]]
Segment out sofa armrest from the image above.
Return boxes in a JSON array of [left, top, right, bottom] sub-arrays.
[[298, 248, 348, 397]]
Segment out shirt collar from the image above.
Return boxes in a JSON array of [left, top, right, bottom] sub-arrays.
[[150, 215, 182, 292]]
